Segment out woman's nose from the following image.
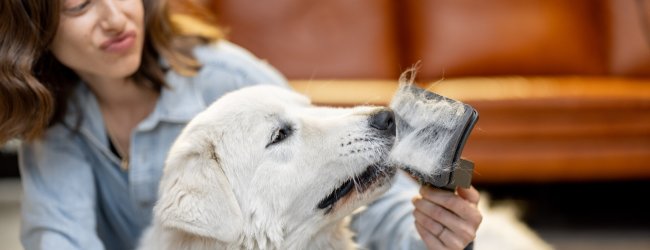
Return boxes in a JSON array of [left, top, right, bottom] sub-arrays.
[[98, 0, 127, 32]]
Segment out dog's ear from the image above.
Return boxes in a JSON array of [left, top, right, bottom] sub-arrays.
[[153, 140, 243, 242]]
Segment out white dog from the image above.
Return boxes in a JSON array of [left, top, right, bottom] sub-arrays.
[[137, 84, 554, 250], [138, 85, 398, 250]]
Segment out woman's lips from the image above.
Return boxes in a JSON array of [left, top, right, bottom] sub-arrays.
[[100, 31, 136, 53]]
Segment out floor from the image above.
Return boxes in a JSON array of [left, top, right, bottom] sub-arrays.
[[0, 179, 22, 250], [479, 181, 650, 250], [1, 178, 649, 250]]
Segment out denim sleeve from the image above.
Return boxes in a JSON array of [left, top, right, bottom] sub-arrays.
[[351, 171, 427, 250], [18, 126, 104, 250], [192, 40, 290, 104]]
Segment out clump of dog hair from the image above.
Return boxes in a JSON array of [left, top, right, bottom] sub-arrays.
[[389, 68, 468, 177]]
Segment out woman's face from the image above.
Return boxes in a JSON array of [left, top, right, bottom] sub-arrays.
[[50, 0, 145, 82]]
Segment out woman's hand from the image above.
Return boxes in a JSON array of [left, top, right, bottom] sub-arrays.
[[413, 185, 482, 250]]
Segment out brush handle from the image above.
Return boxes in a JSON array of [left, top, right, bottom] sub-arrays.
[[439, 159, 475, 250], [440, 158, 474, 190]]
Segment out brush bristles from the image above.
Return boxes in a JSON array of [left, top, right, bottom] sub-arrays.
[[389, 71, 470, 180]]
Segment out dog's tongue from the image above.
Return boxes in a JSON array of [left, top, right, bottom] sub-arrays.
[[389, 82, 478, 190]]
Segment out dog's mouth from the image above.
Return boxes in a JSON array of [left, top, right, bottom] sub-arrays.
[[316, 163, 395, 213]]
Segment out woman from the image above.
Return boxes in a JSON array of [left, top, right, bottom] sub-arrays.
[[0, 0, 482, 249]]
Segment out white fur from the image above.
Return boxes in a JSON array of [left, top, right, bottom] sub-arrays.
[[475, 194, 555, 250], [137, 84, 552, 250], [138, 85, 396, 250]]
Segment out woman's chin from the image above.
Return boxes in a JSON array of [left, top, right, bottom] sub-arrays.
[[104, 57, 143, 80]]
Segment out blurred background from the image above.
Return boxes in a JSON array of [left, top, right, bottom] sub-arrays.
[[2, 0, 649, 249]]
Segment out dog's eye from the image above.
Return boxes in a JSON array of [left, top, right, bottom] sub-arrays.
[[268, 126, 293, 147]]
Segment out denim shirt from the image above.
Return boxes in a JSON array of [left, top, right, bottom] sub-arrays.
[[19, 40, 425, 250]]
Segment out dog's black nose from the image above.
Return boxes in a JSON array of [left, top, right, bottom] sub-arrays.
[[369, 109, 396, 135]]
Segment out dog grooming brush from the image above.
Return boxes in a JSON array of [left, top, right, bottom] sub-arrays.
[[389, 80, 479, 190]]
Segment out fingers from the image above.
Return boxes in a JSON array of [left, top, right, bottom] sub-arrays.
[[415, 221, 445, 250], [413, 209, 444, 237], [419, 186, 482, 227], [413, 196, 476, 249], [414, 208, 466, 250], [457, 186, 480, 205], [413, 185, 483, 250]]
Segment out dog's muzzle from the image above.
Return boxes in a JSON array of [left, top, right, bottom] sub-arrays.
[[316, 111, 397, 213], [316, 163, 395, 213]]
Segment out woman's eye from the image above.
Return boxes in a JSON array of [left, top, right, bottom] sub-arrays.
[[63, 0, 91, 14]]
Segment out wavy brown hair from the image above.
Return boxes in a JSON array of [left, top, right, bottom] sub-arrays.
[[0, 0, 221, 144]]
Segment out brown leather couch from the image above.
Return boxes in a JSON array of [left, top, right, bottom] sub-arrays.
[[178, 0, 650, 184]]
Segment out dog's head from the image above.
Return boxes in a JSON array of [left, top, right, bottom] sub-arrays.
[[153, 85, 397, 245]]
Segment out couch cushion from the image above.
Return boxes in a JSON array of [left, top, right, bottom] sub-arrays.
[[210, 0, 401, 79], [403, 0, 607, 79], [605, 0, 650, 76]]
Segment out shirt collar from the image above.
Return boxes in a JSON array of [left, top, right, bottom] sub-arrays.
[[64, 70, 206, 142], [63, 83, 107, 147], [137, 71, 206, 131]]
